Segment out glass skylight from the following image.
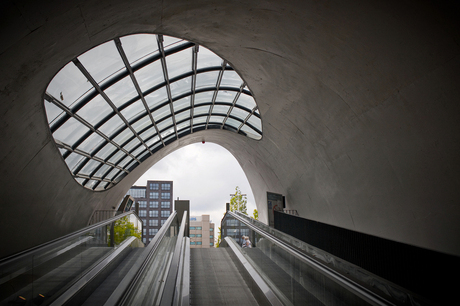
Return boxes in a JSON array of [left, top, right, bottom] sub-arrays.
[[44, 34, 262, 191]]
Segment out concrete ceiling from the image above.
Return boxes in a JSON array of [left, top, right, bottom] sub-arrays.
[[1, 0, 459, 259]]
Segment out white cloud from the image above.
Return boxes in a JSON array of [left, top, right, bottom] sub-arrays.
[[135, 142, 256, 229]]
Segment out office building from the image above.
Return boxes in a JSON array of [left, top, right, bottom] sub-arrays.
[[126, 180, 173, 244], [190, 215, 215, 248]]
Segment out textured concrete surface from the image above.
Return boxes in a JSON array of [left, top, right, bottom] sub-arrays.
[[190, 248, 259, 305], [0, 0, 459, 258]]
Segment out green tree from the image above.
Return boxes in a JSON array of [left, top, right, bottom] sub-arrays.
[[109, 216, 142, 245], [229, 186, 247, 214], [216, 226, 222, 247], [252, 209, 258, 220]]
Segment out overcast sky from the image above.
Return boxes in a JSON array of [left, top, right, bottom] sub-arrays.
[[134, 142, 256, 229]]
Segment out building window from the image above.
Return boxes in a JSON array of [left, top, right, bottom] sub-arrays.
[[138, 200, 147, 208], [161, 211, 170, 218], [143, 229, 146, 235], [210, 243, 213, 246], [210, 235, 213, 239], [190, 234, 196, 237], [149, 219, 158, 227], [143, 238, 146, 244], [161, 192, 170, 199], [161, 219, 166, 226], [210, 228, 214, 231], [190, 227, 196, 230], [150, 201, 158, 208], [161, 201, 170, 208], [150, 210, 158, 217], [190, 242, 196, 245], [142, 219, 146, 225], [197, 234, 202, 237], [197, 241, 202, 245], [161, 183, 171, 190], [149, 228, 158, 236], [149, 183, 159, 190], [139, 210, 147, 217], [196, 226, 202, 230], [149, 192, 159, 199]]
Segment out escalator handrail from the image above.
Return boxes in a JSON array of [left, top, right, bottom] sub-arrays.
[[0, 210, 138, 266], [228, 211, 395, 306], [104, 210, 178, 306], [160, 210, 188, 306]]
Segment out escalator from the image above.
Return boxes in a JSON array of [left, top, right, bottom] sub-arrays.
[[1, 208, 433, 306]]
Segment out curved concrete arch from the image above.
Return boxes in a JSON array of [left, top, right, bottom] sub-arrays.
[[1, 0, 459, 258]]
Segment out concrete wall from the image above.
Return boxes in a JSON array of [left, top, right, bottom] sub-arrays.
[[0, 0, 459, 258]]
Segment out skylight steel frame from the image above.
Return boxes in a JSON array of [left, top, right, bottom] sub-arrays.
[[44, 34, 262, 191]]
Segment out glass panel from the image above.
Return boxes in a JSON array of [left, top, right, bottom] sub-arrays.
[[118, 155, 133, 168], [95, 181, 110, 191], [209, 115, 224, 124], [78, 40, 126, 85], [85, 180, 99, 189], [65, 153, 86, 172], [220, 70, 243, 88], [174, 110, 191, 123], [230, 106, 250, 121], [170, 76, 191, 98], [137, 150, 151, 161], [152, 104, 171, 122], [112, 128, 134, 146], [224, 117, 242, 130], [173, 96, 190, 113], [99, 115, 125, 138], [235, 92, 256, 110], [216, 90, 237, 103], [93, 164, 111, 178], [104, 75, 139, 108], [46, 61, 94, 108], [124, 138, 141, 152], [106, 168, 121, 180], [146, 136, 160, 148], [108, 150, 126, 165], [212, 104, 231, 115], [134, 60, 164, 92], [192, 116, 207, 125], [166, 47, 192, 80], [53, 118, 90, 146], [145, 86, 168, 110], [246, 114, 262, 131], [95, 142, 117, 160], [140, 126, 157, 141], [193, 105, 210, 116], [197, 47, 222, 69], [240, 124, 261, 140], [194, 91, 214, 104], [176, 121, 190, 132], [131, 145, 147, 158], [196, 71, 219, 89], [120, 100, 146, 122], [131, 115, 152, 133], [44, 100, 66, 126], [77, 132, 105, 154], [157, 118, 173, 132], [120, 34, 159, 65], [76, 95, 113, 126], [79, 159, 101, 176]]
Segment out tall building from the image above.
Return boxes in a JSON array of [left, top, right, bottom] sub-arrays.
[[126, 180, 173, 244], [190, 215, 215, 248]]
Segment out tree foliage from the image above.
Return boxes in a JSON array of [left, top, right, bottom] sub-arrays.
[[229, 186, 247, 214], [252, 209, 258, 220], [109, 216, 142, 245], [216, 226, 222, 248]]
